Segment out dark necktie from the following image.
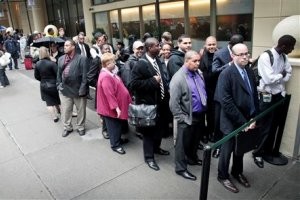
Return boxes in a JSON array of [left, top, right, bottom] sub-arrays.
[[192, 74, 207, 106], [242, 69, 255, 114], [153, 61, 165, 99]]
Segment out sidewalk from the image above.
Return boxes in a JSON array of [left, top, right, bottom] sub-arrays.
[[0, 66, 299, 200]]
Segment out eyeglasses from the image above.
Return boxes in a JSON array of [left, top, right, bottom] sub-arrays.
[[234, 52, 250, 57]]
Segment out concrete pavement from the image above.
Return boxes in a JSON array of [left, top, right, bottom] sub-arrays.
[[0, 66, 299, 200]]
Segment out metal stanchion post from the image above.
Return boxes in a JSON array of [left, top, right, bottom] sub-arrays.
[[200, 145, 212, 200]]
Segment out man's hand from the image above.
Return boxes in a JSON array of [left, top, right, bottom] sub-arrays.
[[244, 120, 256, 132]]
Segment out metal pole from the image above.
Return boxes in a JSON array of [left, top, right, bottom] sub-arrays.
[[200, 146, 212, 200], [155, 0, 161, 40], [24, 0, 32, 33], [7, 0, 14, 28]]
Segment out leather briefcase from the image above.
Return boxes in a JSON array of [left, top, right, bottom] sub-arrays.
[[128, 103, 157, 127]]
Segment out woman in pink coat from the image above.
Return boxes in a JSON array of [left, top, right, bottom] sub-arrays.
[[97, 52, 132, 154]]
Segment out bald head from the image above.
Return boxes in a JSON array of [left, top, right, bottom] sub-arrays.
[[184, 50, 200, 71], [205, 36, 217, 53], [231, 43, 249, 67]]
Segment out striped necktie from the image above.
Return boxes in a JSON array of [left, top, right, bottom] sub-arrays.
[[153, 61, 165, 99]]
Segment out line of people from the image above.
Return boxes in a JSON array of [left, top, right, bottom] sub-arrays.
[[32, 30, 296, 192]]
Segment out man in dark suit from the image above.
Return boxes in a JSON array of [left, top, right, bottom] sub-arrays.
[[57, 39, 88, 137], [216, 43, 259, 193], [211, 34, 244, 158], [75, 32, 91, 59], [130, 37, 170, 171]]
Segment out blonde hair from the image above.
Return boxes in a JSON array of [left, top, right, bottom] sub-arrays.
[[39, 46, 50, 60], [101, 52, 116, 67]]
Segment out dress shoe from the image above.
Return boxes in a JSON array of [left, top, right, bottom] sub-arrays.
[[62, 129, 73, 137], [198, 143, 204, 150], [201, 136, 209, 144], [217, 177, 239, 193], [146, 160, 160, 171], [102, 130, 109, 139], [212, 148, 220, 158], [72, 112, 77, 117], [113, 147, 126, 155], [120, 138, 129, 144], [135, 133, 143, 140], [176, 170, 197, 181], [154, 148, 170, 156], [78, 129, 85, 136], [53, 117, 59, 123], [253, 156, 264, 168], [232, 173, 250, 188], [187, 159, 202, 166]]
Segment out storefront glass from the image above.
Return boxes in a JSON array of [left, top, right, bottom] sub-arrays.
[[121, 7, 140, 43]]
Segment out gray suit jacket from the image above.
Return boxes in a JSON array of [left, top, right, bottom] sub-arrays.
[[57, 54, 88, 98], [169, 67, 204, 125]]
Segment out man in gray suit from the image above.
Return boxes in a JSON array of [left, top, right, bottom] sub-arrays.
[[57, 39, 88, 137], [169, 50, 207, 181]]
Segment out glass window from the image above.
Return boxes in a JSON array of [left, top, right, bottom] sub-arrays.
[[93, 0, 121, 5], [216, 0, 253, 42], [94, 11, 109, 35], [142, 5, 157, 37], [189, 0, 211, 51], [121, 7, 140, 40], [160, 1, 184, 40], [110, 10, 120, 46]]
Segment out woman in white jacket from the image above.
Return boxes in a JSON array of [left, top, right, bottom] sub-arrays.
[[0, 51, 11, 88]]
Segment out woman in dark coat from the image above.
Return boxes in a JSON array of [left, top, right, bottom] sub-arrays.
[[34, 46, 61, 122]]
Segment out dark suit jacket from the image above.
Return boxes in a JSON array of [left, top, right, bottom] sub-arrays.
[[217, 63, 259, 134], [212, 46, 231, 74], [75, 43, 91, 59], [57, 54, 88, 98], [130, 54, 169, 105]]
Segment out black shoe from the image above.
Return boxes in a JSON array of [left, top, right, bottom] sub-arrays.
[[135, 133, 143, 140], [146, 160, 160, 171], [202, 136, 209, 144], [120, 138, 129, 144], [53, 117, 59, 123], [217, 177, 239, 193], [102, 131, 109, 139], [176, 170, 197, 181], [62, 129, 73, 137], [154, 148, 170, 156], [113, 147, 126, 155], [253, 156, 264, 168], [187, 159, 202, 166], [78, 129, 85, 136], [198, 143, 204, 150], [86, 94, 93, 100], [231, 173, 250, 188], [212, 148, 220, 158]]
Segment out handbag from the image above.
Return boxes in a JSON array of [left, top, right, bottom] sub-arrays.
[[234, 128, 258, 156], [128, 103, 157, 127]]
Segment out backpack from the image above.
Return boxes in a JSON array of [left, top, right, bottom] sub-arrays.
[[250, 50, 286, 86]]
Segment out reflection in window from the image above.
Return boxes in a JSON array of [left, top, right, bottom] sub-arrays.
[[110, 10, 120, 46], [121, 7, 140, 39], [216, 0, 253, 41], [189, 0, 210, 40], [143, 5, 157, 37], [160, 1, 184, 40], [94, 12, 109, 36]]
